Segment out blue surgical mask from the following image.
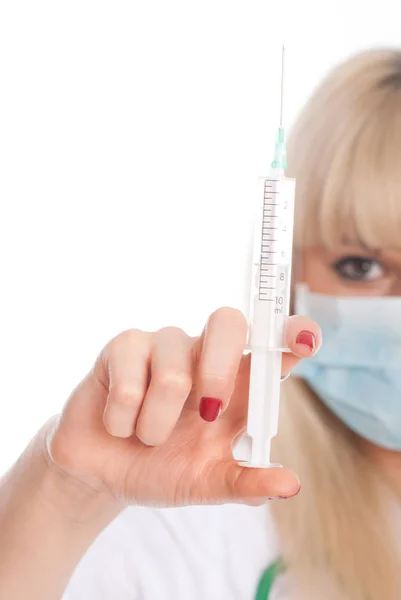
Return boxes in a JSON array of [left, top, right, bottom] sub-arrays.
[[293, 284, 401, 451]]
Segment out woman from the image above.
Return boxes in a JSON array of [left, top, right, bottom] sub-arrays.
[[1, 47, 401, 600]]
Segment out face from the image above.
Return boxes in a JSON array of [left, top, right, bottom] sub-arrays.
[[299, 245, 401, 471], [299, 245, 401, 297]]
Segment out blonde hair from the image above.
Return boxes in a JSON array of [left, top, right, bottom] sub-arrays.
[[271, 48, 401, 599]]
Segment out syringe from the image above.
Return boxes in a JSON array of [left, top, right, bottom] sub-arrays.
[[243, 47, 296, 468]]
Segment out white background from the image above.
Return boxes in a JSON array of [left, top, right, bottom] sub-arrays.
[[0, 0, 400, 472]]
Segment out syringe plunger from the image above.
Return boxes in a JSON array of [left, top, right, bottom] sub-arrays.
[[247, 349, 283, 467]]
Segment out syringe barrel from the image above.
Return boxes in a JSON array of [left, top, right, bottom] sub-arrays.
[[246, 174, 296, 465], [248, 175, 296, 352]]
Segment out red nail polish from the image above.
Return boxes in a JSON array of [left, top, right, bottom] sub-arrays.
[[295, 330, 316, 351], [199, 397, 222, 422], [267, 496, 289, 500]]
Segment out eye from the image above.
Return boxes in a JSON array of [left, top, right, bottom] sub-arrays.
[[332, 256, 385, 281]]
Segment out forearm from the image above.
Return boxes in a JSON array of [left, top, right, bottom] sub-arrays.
[[0, 426, 121, 600]]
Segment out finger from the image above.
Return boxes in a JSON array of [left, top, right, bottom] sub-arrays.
[[195, 307, 248, 422], [102, 330, 151, 438], [135, 327, 193, 446], [205, 460, 300, 504], [281, 315, 322, 377]]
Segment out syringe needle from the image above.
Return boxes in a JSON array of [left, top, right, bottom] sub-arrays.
[[272, 45, 287, 170], [280, 45, 285, 128]]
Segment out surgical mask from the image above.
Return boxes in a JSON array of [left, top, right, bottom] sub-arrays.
[[293, 284, 401, 450]]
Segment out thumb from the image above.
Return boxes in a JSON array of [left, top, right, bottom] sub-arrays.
[[206, 460, 301, 504]]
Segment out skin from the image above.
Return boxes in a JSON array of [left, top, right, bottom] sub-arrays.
[[302, 244, 401, 488], [302, 245, 401, 297], [1, 242, 398, 598]]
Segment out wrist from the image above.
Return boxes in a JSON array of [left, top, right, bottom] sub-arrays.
[[36, 418, 122, 527], [0, 420, 122, 538], [0, 425, 122, 600]]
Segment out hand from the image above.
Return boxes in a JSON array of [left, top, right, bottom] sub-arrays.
[[47, 308, 321, 508]]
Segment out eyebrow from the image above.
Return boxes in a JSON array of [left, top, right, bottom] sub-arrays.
[[340, 237, 375, 252]]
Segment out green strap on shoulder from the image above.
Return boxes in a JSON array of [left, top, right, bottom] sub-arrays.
[[255, 558, 285, 600]]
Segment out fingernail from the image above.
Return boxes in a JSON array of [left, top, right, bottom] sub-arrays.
[[268, 481, 301, 500], [267, 496, 291, 500], [295, 330, 316, 351], [199, 397, 222, 422]]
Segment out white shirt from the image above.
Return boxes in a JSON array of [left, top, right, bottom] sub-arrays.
[[63, 503, 283, 600]]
